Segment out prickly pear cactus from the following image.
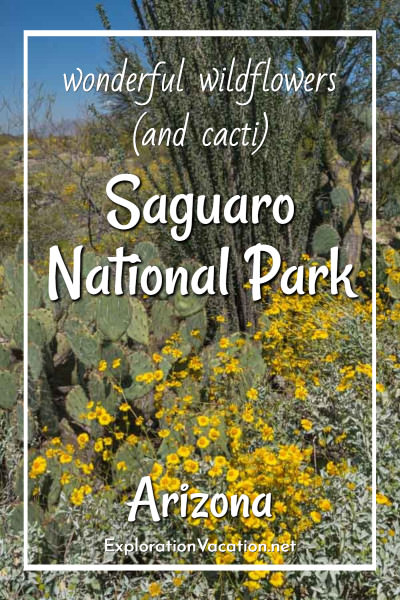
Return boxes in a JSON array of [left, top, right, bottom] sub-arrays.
[[0, 369, 18, 409], [179, 308, 207, 351], [151, 300, 179, 343], [387, 272, 400, 299], [69, 291, 95, 323], [173, 291, 207, 317], [0, 293, 21, 345], [0, 345, 11, 368], [312, 224, 340, 256], [330, 187, 349, 208], [96, 294, 132, 341], [134, 240, 160, 266], [9, 502, 43, 534], [127, 298, 149, 345], [112, 441, 151, 491], [28, 343, 43, 380], [64, 318, 100, 367], [65, 385, 88, 426], [124, 351, 155, 400], [173, 260, 208, 317], [0, 239, 216, 547]]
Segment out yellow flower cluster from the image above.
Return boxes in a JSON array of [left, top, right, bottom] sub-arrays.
[[29, 278, 382, 597], [29, 456, 47, 479], [70, 484, 92, 506], [85, 402, 114, 426], [136, 370, 164, 384]]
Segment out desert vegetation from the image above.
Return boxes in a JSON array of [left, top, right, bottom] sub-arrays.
[[0, 0, 399, 598]]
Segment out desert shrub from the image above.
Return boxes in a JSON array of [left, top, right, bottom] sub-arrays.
[[15, 256, 391, 598]]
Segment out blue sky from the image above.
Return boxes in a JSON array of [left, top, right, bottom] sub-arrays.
[[0, 0, 141, 132]]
